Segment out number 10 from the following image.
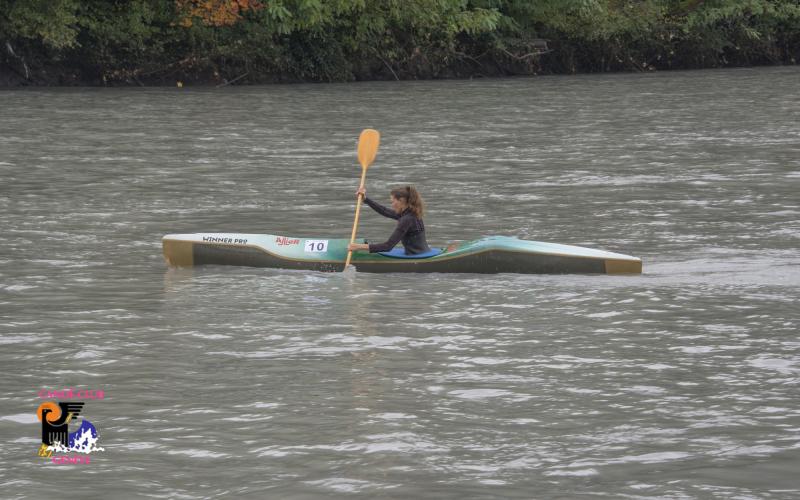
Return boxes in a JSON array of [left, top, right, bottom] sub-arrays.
[[305, 240, 328, 252]]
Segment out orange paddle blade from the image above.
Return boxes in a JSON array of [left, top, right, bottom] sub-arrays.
[[357, 129, 380, 170]]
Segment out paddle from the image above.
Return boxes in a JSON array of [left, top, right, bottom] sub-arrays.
[[344, 129, 380, 270]]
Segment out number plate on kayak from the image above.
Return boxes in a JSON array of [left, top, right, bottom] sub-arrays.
[[304, 240, 328, 252]]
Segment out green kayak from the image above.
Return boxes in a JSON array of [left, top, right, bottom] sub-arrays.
[[162, 233, 641, 274]]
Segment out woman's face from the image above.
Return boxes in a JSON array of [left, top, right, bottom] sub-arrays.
[[391, 195, 407, 213]]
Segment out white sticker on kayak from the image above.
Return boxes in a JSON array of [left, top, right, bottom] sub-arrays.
[[304, 240, 328, 252]]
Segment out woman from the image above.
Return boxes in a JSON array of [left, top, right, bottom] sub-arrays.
[[347, 185, 431, 255]]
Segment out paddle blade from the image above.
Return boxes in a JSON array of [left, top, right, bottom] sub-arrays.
[[357, 129, 380, 170]]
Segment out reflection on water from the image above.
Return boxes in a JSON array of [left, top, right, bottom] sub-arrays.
[[1, 67, 799, 498]]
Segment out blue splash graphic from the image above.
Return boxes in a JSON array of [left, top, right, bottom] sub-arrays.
[[68, 420, 100, 452]]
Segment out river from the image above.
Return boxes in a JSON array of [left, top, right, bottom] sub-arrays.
[[1, 67, 799, 498]]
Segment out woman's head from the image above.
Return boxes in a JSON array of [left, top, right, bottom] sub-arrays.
[[390, 185, 424, 218]]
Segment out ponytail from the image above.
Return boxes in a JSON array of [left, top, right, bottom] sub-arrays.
[[391, 185, 425, 218]]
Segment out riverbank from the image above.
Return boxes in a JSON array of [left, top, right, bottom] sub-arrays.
[[3, 47, 795, 88]]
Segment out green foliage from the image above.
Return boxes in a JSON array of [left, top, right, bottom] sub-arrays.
[[2, 0, 80, 48], [1, 0, 798, 84]]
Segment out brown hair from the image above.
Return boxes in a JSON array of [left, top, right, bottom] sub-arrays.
[[390, 185, 425, 218]]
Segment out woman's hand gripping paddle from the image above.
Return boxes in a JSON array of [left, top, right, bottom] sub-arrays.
[[344, 129, 380, 270]]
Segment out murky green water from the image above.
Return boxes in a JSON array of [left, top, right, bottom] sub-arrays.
[[1, 67, 799, 498]]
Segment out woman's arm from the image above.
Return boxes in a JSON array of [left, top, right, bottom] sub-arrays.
[[364, 196, 400, 220], [367, 215, 413, 253]]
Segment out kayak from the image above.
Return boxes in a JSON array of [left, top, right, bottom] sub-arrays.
[[162, 233, 642, 274]]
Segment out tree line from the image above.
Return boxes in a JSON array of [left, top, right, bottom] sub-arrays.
[[1, 0, 798, 86]]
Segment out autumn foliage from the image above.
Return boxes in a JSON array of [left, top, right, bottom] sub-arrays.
[[175, 0, 263, 27]]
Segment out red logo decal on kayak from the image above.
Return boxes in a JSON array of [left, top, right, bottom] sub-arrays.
[[276, 236, 300, 246]]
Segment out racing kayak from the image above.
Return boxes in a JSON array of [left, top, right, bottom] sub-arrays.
[[162, 233, 642, 274]]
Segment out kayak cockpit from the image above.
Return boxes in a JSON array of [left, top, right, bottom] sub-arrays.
[[377, 248, 444, 259]]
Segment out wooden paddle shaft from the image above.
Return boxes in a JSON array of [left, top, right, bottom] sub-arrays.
[[344, 168, 368, 268], [344, 129, 379, 271]]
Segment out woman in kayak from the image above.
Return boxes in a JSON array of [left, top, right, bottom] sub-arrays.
[[347, 185, 431, 255]]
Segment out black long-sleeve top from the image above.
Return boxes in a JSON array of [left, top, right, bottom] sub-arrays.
[[363, 196, 431, 254]]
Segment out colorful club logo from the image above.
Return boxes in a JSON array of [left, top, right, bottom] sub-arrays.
[[36, 400, 103, 464]]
